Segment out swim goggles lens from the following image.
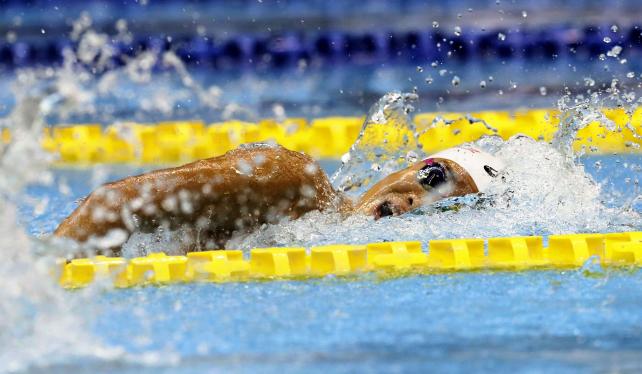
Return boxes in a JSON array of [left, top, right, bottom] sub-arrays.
[[417, 163, 446, 189]]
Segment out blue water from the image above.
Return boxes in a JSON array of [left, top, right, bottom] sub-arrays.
[[44, 271, 642, 373], [16, 154, 642, 373]]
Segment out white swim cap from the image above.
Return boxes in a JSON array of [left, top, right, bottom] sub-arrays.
[[428, 146, 505, 191]]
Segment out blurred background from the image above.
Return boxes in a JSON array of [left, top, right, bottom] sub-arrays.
[[1, 0, 641, 123]]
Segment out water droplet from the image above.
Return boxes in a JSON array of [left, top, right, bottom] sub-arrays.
[[432, 21, 439, 28], [607, 45, 623, 58], [5, 31, 16, 43], [521, 10, 527, 18], [480, 80, 487, 88], [497, 33, 506, 41], [603, 36, 612, 44], [539, 86, 547, 96], [405, 151, 418, 163], [451, 76, 461, 87]]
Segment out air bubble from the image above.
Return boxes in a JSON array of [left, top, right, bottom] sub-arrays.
[[498, 33, 506, 41], [451, 76, 460, 87], [480, 80, 487, 89], [603, 37, 612, 44], [432, 21, 439, 28]]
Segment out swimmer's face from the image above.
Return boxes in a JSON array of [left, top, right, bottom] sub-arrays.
[[355, 158, 478, 219]]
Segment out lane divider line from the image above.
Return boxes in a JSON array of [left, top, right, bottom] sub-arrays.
[[3, 107, 641, 165], [58, 231, 642, 288]]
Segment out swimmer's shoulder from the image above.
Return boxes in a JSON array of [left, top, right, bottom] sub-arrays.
[[217, 143, 320, 169], [225, 142, 310, 159], [109, 143, 321, 187]]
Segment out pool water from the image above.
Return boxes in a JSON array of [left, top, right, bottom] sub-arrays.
[[4, 21, 642, 373], [12, 154, 642, 373], [35, 266, 642, 374]]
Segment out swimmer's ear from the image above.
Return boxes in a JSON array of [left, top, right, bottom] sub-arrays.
[[484, 165, 498, 177]]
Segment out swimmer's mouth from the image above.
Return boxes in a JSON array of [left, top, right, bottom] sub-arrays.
[[374, 201, 393, 219], [374, 200, 401, 219]]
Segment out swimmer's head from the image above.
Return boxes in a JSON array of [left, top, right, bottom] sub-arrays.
[[355, 146, 504, 219]]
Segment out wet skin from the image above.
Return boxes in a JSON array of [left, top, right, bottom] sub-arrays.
[[54, 144, 479, 254], [355, 157, 479, 218]]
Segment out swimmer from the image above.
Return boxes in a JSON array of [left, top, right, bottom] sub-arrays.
[[54, 143, 503, 254]]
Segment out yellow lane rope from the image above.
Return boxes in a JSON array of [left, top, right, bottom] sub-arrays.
[[3, 107, 642, 165], [59, 231, 642, 288]]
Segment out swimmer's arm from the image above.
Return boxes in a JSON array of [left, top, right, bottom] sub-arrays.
[[53, 146, 344, 245], [52, 154, 251, 243]]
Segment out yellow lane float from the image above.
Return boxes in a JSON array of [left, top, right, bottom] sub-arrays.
[[3, 107, 641, 166], [59, 231, 642, 288]]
